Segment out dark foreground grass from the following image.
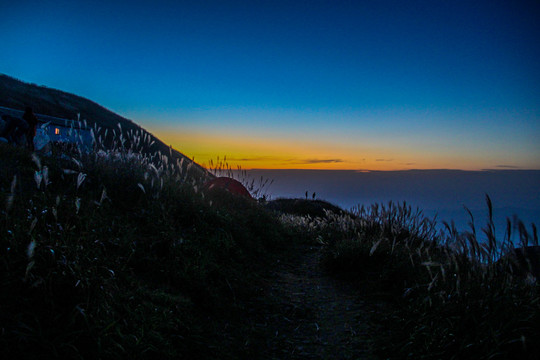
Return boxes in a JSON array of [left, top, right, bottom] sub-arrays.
[[314, 202, 540, 359], [2, 139, 538, 359], [0, 143, 295, 359]]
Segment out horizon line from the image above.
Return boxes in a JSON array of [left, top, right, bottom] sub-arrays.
[[206, 168, 540, 172]]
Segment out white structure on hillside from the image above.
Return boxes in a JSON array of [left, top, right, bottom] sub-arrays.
[[0, 106, 93, 151]]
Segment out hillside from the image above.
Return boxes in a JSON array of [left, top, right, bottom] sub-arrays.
[[0, 74, 210, 180]]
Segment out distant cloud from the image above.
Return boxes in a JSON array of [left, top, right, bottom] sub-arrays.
[[375, 158, 394, 162], [222, 156, 344, 165], [297, 159, 344, 164], [226, 156, 282, 162], [495, 165, 521, 169]]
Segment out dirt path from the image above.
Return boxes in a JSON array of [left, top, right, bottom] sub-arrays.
[[248, 244, 382, 360]]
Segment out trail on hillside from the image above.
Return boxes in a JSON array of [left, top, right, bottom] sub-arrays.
[[245, 244, 384, 360]]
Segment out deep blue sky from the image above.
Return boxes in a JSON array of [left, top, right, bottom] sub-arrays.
[[1, 0, 539, 169]]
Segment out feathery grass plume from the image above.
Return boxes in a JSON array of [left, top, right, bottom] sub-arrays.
[[517, 220, 530, 248], [137, 183, 146, 194], [26, 240, 36, 259], [31, 153, 42, 170], [482, 194, 497, 262], [28, 217, 38, 234], [75, 197, 81, 214], [76, 172, 87, 190], [5, 175, 17, 211], [42, 166, 49, 189], [34, 170, 42, 189], [98, 187, 108, 206]]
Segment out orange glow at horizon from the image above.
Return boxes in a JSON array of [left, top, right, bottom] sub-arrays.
[[149, 127, 516, 171]]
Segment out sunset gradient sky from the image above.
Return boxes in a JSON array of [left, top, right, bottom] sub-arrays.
[[1, 0, 539, 170]]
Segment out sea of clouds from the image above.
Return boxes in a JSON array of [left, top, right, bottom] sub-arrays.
[[246, 169, 540, 242]]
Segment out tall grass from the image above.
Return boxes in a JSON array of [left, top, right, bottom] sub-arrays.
[[205, 156, 274, 200], [3, 118, 538, 358], [282, 199, 539, 359], [0, 123, 292, 359]]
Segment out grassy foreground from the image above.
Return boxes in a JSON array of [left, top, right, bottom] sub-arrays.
[[1, 137, 539, 359], [0, 142, 298, 359], [281, 201, 539, 359]]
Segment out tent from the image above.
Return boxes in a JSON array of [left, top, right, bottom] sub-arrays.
[[204, 177, 252, 199]]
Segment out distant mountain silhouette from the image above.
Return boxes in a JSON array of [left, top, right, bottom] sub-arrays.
[[0, 73, 211, 180]]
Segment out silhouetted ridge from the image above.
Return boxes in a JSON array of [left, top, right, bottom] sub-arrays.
[[0, 73, 211, 179]]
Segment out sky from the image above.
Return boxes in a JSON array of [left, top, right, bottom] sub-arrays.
[[1, 0, 539, 170]]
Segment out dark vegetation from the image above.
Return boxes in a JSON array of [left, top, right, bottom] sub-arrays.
[[265, 198, 348, 219], [2, 132, 539, 359], [0, 142, 300, 359], [1, 76, 538, 359], [311, 203, 540, 359]]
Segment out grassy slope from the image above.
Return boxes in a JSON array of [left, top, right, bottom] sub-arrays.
[[0, 143, 300, 359], [1, 142, 539, 359], [308, 203, 539, 359]]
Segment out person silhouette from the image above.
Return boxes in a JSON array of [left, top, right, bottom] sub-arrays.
[[1, 114, 28, 144], [22, 107, 38, 151]]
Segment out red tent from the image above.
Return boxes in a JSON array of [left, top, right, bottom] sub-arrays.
[[204, 177, 252, 199]]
